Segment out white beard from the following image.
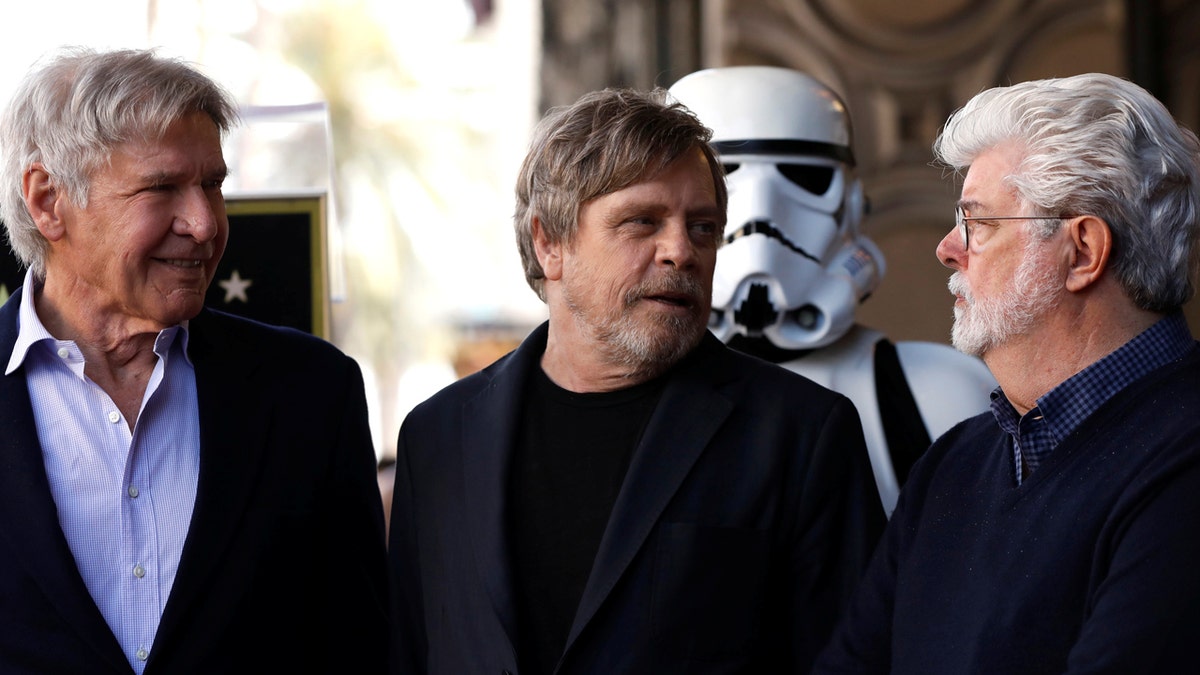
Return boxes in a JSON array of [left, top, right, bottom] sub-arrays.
[[949, 238, 1062, 357]]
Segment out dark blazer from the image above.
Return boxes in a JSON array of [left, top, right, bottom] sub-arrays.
[[389, 323, 884, 674], [0, 289, 388, 674]]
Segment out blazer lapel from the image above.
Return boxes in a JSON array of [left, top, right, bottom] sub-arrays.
[[461, 323, 549, 650], [561, 335, 736, 659], [0, 289, 132, 672], [153, 310, 272, 643]]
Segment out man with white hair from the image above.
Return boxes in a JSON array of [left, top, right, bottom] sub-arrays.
[[815, 72, 1200, 673]]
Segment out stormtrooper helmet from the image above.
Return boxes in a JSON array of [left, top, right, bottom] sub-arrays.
[[669, 66, 884, 350]]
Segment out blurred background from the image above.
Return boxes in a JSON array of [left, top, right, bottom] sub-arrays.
[[0, 0, 1197, 461]]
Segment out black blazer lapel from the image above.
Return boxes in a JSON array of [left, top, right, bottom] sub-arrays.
[[461, 323, 549, 650], [0, 289, 134, 672], [561, 335, 736, 658], [153, 309, 273, 644]]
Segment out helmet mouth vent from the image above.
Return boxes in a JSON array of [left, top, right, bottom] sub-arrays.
[[732, 283, 779, 333], [724, 290, 828, 343]]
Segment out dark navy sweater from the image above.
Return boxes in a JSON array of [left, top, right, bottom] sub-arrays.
[[816, 345, 1200, 674]]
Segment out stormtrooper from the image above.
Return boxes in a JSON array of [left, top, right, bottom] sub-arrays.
[[669, 66, 996, 515]]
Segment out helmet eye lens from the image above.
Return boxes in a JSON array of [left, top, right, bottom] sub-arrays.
[[778, 163, 834, 195]]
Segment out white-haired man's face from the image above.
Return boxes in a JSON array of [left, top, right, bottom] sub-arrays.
[[936, 143, 1066, 358]]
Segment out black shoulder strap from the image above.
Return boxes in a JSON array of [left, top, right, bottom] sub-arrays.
[[873, 338, 932, 486]]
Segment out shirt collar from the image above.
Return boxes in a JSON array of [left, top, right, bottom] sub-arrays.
[[5, 268, 194, 375], [5, 270, 54, 376], [990, 311, 1193, 445]]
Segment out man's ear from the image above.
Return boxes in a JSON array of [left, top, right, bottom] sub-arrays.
[[1064, 215, 1112, 293], [532, 216, 563, 281], [22, 164, 66, 241]]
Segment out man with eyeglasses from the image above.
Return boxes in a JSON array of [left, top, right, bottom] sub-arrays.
[[815, 72, 1200, 674]]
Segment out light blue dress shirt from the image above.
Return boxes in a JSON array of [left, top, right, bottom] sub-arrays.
[[4, 273, 200, 673]]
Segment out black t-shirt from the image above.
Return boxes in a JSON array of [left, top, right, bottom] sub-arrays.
[[508, 367, 665, 675]]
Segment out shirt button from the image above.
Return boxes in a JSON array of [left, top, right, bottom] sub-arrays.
[[128, 485, 139, 498], [108, 411, 121, 424], [56, 347, 69, 359], [133, 564, 145, 579], [136, 647, 149, 661]]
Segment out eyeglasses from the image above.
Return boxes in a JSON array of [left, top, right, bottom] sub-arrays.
[[955, 205, 1076, 250]]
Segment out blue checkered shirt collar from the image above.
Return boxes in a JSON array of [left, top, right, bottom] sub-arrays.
[[990, 312, 1194, 485]]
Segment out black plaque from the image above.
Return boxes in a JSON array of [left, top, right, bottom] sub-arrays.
[[207, 194, 329, 337]]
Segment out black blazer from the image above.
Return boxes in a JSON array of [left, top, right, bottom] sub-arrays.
[[0, 290, 388, 674], [389, 323, 885, 674]]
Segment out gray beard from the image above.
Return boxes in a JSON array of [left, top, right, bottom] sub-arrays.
[[563, 274, 707, 381]]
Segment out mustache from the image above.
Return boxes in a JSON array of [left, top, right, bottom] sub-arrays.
[[626, 272, 705, 306], [948, 272, 973, 304]]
